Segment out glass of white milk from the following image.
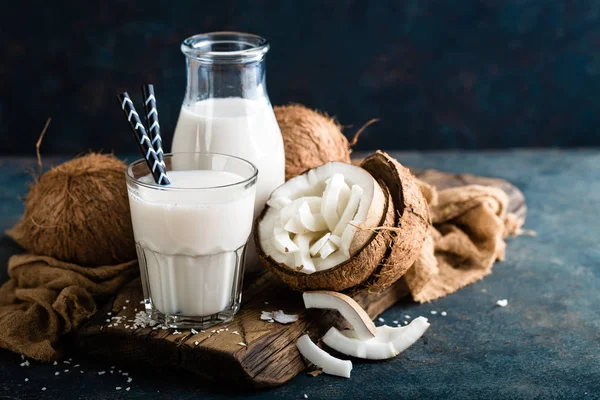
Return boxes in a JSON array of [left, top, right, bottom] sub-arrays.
[[172, 32, 285, 273], [126, 152, 257, 329]]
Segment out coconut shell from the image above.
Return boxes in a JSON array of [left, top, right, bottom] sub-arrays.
[[7, 153, 136, 266], [359, 151, 430, 290], [274, 104, 351, 180], [256, 186, 396, 292]]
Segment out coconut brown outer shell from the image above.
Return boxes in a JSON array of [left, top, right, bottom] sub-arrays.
[[255, 186, 396, 292], [360, 151, 430, 290], [274, 104, 351, 180], [6, 153, 136, 266]]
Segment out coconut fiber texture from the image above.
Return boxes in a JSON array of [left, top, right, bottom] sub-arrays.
[[6, 153, 136, 266], [274, 104, 351, 181], [404, 173, 524, 303], [0, 254, 137, 361]]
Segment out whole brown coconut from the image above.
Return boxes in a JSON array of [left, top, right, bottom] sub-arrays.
[[274, 104, 351, 180], [360, 151, 430, 290], [7, 153, 136, 266]]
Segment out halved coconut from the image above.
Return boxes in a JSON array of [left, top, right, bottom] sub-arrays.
[[255, 162, 395, 291], [359, 151, 430, 290]]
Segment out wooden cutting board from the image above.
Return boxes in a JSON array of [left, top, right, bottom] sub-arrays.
[[76, 167, 526, 388]]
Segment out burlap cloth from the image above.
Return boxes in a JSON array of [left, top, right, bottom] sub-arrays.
[[0, 254, 137, 361], [0, 174, 524, 361], [406, 177, 524, 302]]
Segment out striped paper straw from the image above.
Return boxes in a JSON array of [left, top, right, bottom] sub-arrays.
[[117, 92, 170, 185], [141, 84, 164, 163]]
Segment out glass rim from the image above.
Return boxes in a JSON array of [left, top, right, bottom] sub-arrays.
[[126, 152, 258, 192], [181, 31, 269, 63]]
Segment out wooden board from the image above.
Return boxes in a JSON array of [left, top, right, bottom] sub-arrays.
[[76, 167, 526, 388]]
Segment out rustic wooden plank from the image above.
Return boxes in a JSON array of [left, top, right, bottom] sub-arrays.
[[76, 167, 526, 388]]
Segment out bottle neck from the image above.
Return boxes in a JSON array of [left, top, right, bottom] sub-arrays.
[[184, 57, 268, 105]]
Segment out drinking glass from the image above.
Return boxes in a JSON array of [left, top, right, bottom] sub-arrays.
[[126, 152, 258, 328]]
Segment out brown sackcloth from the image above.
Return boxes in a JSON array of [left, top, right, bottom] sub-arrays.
[[404, 179, 524, 303], [0, 254, 137, 361]]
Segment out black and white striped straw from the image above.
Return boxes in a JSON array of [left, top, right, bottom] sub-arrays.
[[117, 92, 170, 185], [141, 84, 164, 163]]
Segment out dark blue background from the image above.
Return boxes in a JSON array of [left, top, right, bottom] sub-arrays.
[[2, 0, 600, 155]]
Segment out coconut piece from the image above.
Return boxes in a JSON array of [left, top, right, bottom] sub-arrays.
[[279, 197, 322, 225], [309, 233, 331, 256], [321, 173, 345, 230], [328, 235, 342, 247], [266, 196, 292, 210], [322, 317, 430, 360], [296, 335, 352, 379], [284, 216, 310, 235], [272, 310, 298, 324], [293, 233, 317, 273], [333, 184, 363, 237], [319, 241, 337, 259], [297, 202, 327, 232], [303, 291, 376, 340], [260, 311, 273, 321], [337, 182, 352, 216], [360, 151, 430, 290], [274, 104, 351, 181], [273, 226, 299, 254]]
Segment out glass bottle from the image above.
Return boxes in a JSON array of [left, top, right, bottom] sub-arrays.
[[172, 32, 285, 271]]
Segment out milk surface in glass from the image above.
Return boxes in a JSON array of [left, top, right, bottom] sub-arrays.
[[128, 169, 255, 317]]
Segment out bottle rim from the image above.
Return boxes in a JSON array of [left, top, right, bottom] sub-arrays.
[[181, 32, 269, 64]]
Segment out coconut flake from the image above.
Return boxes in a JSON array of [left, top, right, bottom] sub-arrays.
[[318, 240, 337, 259], [273, 226, 299, 254], [496, 299, 508, 307], [333, 184, 363, 237], [260, 311, 273, 321], [267, 196, 292, 210], [272, 310, 299, 324], [296, 335, 352, 378], [309, 232, 331, 256], [320, 174, 344, 231], [297, 202, 328, 232]]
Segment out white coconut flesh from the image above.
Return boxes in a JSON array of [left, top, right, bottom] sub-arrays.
[[259, 162, 385, 274], [296, 334, 352, 379], [322, 317, 430, 360], [303, 291, 377, 340]]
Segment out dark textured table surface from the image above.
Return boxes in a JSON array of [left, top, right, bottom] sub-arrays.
[[0, 150, 598, 400]]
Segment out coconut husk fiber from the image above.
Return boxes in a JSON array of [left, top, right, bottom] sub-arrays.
[[403, 175, 525, 303], [0, 254, 138, 361], [6, 153, 136, 266]]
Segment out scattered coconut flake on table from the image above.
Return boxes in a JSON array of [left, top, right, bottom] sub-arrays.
[[260, 311, 273, 321], [441, 311, 447, 316], [430, 310, 437, 315], [377, 317, 385, 322], [272, 310, 299, 324], [496, 299, 508, 307]]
